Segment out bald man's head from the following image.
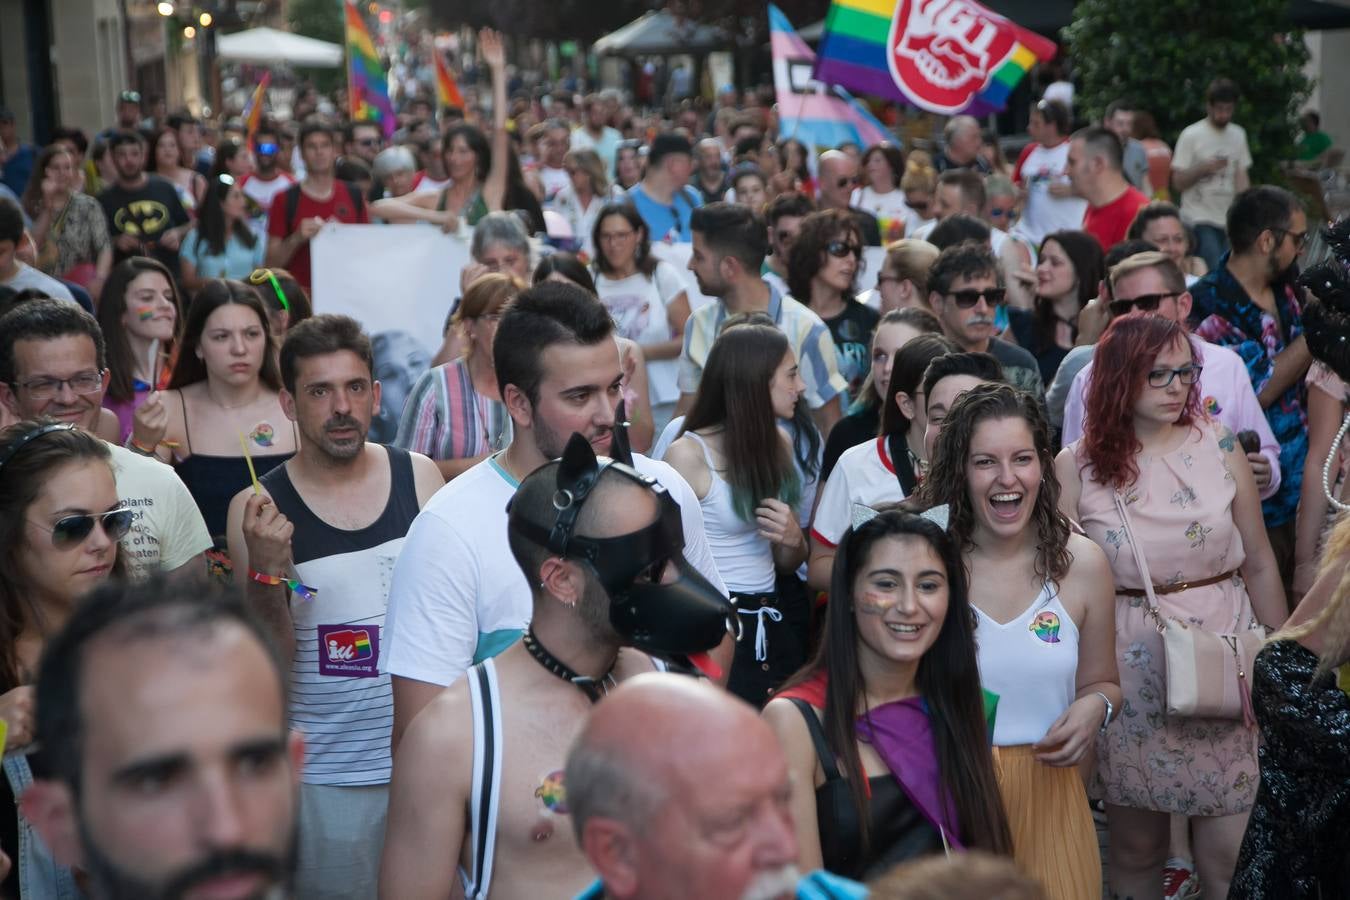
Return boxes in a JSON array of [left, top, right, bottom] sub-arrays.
[[568, 675, 763, 836], [818, 150, 858, 211], [567, 675, 798, 900]]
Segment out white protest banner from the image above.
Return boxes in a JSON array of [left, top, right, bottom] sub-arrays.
[[311, 224, 470, 443]]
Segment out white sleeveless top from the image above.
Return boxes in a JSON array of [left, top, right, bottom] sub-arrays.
[[683, 432, 775, 593], [974, 582, 1079, 746]]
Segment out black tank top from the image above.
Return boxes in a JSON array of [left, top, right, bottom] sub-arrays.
[[789, 698, 945, 880], [259, 445, 420, 565]]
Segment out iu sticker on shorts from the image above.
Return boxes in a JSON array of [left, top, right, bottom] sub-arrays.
[[317, 624, 380, 677]]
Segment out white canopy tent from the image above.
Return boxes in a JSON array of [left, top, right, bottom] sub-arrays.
[[216, 27, 344, 68]]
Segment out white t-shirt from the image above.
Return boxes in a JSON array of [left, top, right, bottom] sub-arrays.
[[538, 165, 571, 208], [851, 186, 919, 243], [1172, 119, 1252, 227], [412, 172, 452, 195], [595, 260, 688, 405], [240, 172, 296, 215], [551, 184, 612, 258], [108, 443, 212, 579], [1011, 141, 1087, 245], [379, 451, 727, 688], [809, 436, 906, 548]]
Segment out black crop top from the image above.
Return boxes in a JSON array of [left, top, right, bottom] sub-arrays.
[[789, 698, 945, 880]]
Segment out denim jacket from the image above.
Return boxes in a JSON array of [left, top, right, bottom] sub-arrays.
[[3, 753, 83, 900]]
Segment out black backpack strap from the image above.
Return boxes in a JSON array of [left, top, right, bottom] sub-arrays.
[[888, 432, 918, 496], [282, 184, 303, 235], [788, 697, 842, 782], [344, 179, 366, 219]]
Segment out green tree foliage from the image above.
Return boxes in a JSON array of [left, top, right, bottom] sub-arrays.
[[1064, 0, 1311, 184], [289, 0, 346, 94]]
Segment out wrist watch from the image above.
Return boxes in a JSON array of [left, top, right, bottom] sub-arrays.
[[1093, 691, 1114, 735]]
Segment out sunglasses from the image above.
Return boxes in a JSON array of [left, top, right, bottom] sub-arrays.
[[1147, 364, 1203, 389], [947, 288, 1006, 308], [774, 230, 797, 245], [356, 138, 381, 147], [826, 240, 862, 259], [248, 268, 290, 312], [1108, 291, 1180, 318], [256, 142, 279, 156], [988, 207, 1011, 217], [908, 200, 930, 213], [836, 176, 859, 189], [32, 507, 134, 549]]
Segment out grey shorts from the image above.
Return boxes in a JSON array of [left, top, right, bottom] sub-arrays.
[[296, 782, 389, 900]]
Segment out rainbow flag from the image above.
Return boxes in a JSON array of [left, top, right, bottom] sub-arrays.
[[433, 48, 464, 110], [813, 0, 1056, 116], [344, 0, 396, 139], [770, 6, 891, 151], [242, 71, 271, 142]]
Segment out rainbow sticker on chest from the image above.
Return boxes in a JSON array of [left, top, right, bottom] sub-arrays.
[[249, 422, 275, 448], [535, 770, 568, 815], [1030, 611, 1061, 643]]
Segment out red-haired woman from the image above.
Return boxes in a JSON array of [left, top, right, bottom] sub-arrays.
[[1055, 312, 1286, 900]]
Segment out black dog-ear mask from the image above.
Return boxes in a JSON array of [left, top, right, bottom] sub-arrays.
[[510, 433, 736, 676]]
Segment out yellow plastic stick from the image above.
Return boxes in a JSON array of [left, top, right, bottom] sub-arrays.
[[239, 431, 261, 495]]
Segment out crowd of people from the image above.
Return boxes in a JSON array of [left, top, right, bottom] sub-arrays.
[[0, 21, 1347, 900]]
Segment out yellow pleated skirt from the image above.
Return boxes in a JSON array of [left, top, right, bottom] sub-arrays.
[[993, 744, 1102, 900]]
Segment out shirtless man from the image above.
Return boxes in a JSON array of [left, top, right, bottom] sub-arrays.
[[380, 434, 736, 899]]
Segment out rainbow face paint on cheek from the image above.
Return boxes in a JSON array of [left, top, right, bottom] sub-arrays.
[[857, 589, 896, 615], [136, 305, 155, 321]]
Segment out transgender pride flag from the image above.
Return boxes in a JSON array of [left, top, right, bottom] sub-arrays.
[[770, 4, 892, 151]]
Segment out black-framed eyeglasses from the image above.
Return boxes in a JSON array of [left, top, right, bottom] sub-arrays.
[[30, 507, 134, 549], [248, 268, 290, 312], [947, 287, 1006, 308], [826, 240, 862, 259], [1108, 291, 1181, 318], [1147, 364, 1203, 388], [1273, 227, 1308, 251], [11, 370, 107, 401]]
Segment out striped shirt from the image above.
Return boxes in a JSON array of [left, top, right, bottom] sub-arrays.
[[260, 447, 422, 786], [676, 282, 847, 409], [394, 357, 512, 463]]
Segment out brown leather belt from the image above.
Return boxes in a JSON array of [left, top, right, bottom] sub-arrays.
[[1117, 569, 1239, 598]]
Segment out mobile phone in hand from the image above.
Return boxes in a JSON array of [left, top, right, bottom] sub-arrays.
[[1237, 430, 1261, 454]]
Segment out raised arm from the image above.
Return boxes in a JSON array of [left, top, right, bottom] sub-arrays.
[[479, 28, 509, 212]]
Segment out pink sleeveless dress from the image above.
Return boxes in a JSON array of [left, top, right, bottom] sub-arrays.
[[1069, 421, 1259, 816]]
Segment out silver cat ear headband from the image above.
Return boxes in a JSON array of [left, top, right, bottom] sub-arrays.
[[850, 501, 950, 531]]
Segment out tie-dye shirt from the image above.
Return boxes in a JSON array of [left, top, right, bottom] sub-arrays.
[[1191, 253, 1308, 527]]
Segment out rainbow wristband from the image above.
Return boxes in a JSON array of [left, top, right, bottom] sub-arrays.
[[247, 568, 318, 602]]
